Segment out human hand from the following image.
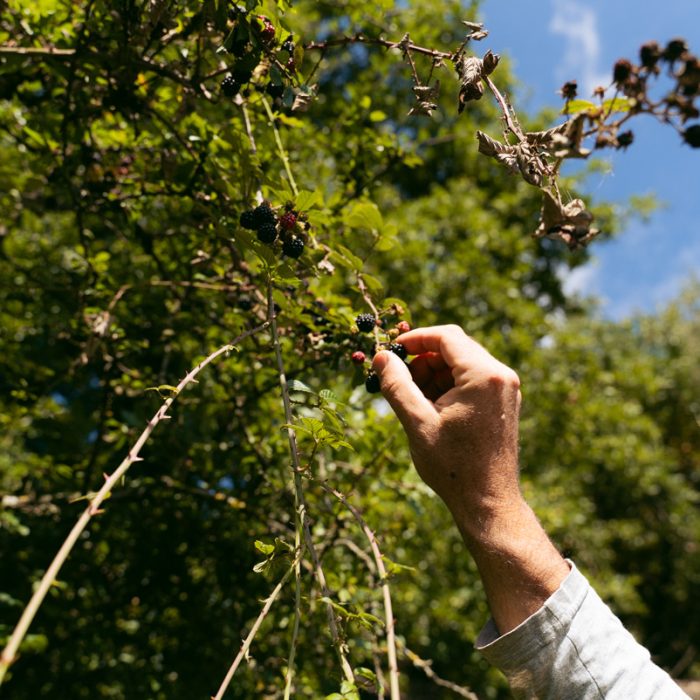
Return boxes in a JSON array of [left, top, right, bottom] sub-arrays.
[[371, 324, 524, 535]]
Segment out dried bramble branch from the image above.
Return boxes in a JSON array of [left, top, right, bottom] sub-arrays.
[[212, 552, 302, 700], [298, 24, 699, 250], [0, 324, 269, 688]]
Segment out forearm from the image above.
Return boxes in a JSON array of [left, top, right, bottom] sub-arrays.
[[452, 497, 570, 635]]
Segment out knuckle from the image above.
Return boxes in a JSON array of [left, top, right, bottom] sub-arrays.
[[486, 365, 520, 391]]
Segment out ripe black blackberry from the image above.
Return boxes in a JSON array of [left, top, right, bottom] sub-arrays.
[[239, 209, 256, 230], [257, 222, 278, 243], [253, 202, 276, 228], [282, 236, 304, 258], [266, 83, 285, 99], [388, 342, 407, 360], [683, 125, 700, 148], [365, 371, 381, 394], [221, 75, 240, 97], [355, 313, 375, 333]]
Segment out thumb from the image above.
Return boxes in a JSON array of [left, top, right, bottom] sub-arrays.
[[372, 351, 436, 433]]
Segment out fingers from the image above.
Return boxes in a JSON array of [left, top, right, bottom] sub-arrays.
[[372, 351, 437, 431], [408, 354, 455, 402], [397, 325, 492, 369]]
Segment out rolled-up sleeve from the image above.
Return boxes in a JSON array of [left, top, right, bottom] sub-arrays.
[[475, 562, 689, 699]]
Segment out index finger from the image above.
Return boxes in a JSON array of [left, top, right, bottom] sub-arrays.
[[397, 325, 492, 368]]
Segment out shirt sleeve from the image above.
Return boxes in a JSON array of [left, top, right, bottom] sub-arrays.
[[475, 561, 689, 700]]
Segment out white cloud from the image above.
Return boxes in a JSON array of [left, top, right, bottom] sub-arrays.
[[549, 0, 609, 97], [561, 261, 600, 297]]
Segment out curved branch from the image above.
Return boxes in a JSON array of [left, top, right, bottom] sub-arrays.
[[0, 323, 269, 687]]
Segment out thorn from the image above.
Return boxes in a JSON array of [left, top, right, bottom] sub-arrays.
[[103, 472, 110, 480], [88, 506, 105, 516], [130, 456, 143, 463], [161, 414, 172, 420]]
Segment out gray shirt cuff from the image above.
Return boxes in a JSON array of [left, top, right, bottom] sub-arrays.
[[475, 561, 688, 699]]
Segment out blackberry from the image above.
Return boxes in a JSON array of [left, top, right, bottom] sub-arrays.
[[612, 59, 633, 85], [663, 38, 688, 63], [355, 313, 375, 332], [253, 202, 277, 228], [257, 222, 278, 243], [388, 342, 407, 360], [365, 372, 381, 394], [281, 36, 295, 54], [683, 125, 700, 148], [260, 23, 275, 43], [396, 321, 411, 334], [267, 83, 285, 99], [282, 236, 304, 258], [221, 75, 240, 97], [279, 211, 297, 230], [616, 130, 634, 149], [640, 41, 661, 69], [239, 209, 256, 230]]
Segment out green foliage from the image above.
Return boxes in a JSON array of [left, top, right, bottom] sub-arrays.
[[0, 1, 697, 698]]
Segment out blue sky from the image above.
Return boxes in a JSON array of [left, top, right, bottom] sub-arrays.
[[478, 0, 700, 318]]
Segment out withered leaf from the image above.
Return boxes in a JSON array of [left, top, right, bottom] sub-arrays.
[[534, 191, 599, 249], [482, 50, 500, 76], [476, 130, 518, 173], [456, 55, 484, 112]]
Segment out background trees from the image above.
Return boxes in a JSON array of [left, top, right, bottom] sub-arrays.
[[0, 1, 697, 697]]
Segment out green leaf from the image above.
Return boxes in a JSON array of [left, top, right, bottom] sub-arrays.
[[295, 189, 322, 211], [344, 201, 383, 232], [254, 540, 274, 556], [562, 99, 597, 115], [602, 97, 632, 113], [287, 379, 315, 394]]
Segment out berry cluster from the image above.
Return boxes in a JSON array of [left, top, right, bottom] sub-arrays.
[[349, 308, 412, 393], [239, 201, 308, 259], [561, 37, 700, 151], [221, 9, 297, 102]]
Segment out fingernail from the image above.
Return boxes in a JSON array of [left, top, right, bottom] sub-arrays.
[[371, 350, 390, 374]]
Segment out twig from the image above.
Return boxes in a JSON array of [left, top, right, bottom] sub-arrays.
[[0, 324, 269, 687], [267, 278, 355, 687], [483, 76, 523, 141], [239, 100, 264, 204], [356, 273, 382, 350], [399, 641, 479, 700], [304, 35, 451, 61], [261, 97, 299, 198], [211, 556, 300, 700], [321, 483, 401, 700], [0, 45, 76, 56]]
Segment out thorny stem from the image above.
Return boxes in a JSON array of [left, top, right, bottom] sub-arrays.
[[322, 484, 401, 700], [261, 96, 299, 198], [239, 99, 264, 205], [483, 76, 523, 141], [399, 641, 479, 700], [304, 34, 452, 61], [266, 278, 355, 687], [356, 273, 382, 351], [0, 324, 269, 688], [212, 556, 301, 700]]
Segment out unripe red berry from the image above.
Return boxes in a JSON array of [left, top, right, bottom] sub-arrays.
[[396, 321, 411, 333], [280, 211, 297, 230], [351, 351, 366, 365]]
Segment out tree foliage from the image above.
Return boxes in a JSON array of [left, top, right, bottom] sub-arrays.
[[0, 1, 697, 697]]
